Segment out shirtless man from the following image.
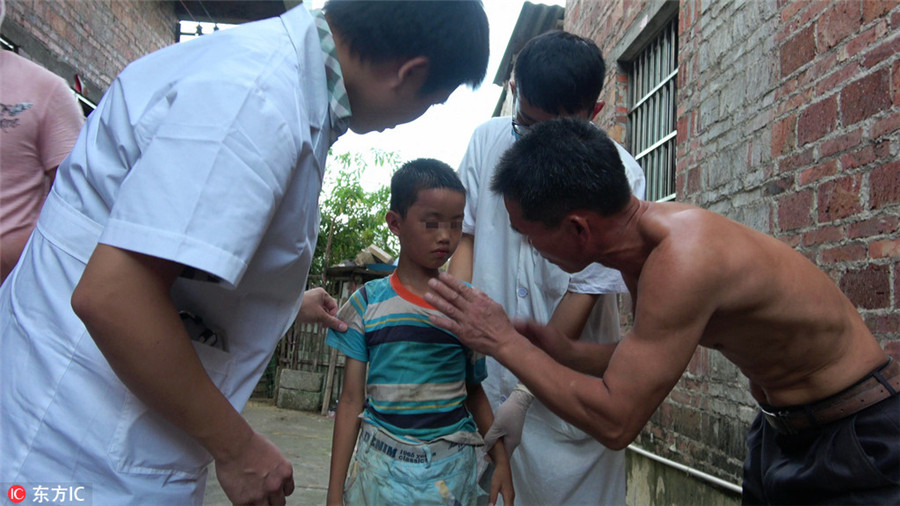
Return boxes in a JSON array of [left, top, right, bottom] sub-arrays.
[[426, 118, 899, 504]]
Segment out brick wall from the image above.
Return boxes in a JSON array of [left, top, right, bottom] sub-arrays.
[[569, 0, 899, 485], [3, 0, 176, 104]]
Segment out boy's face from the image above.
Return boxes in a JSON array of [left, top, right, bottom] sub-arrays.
[[389, 188, 465, 270]]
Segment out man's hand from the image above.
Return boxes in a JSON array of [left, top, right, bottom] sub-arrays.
[[513, 320, 576, 365], [298, 287, 347, 332], [215, 430, 295, 506], [425, 272, 522, 357], [483, 386, 534, 457]]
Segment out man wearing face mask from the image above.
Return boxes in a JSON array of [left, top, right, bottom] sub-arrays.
[[449, 31, 645, 505]]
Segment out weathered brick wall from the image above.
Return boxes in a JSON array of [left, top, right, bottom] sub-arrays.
[[3, 0, 176, 104], [568, 0, 899, 485]]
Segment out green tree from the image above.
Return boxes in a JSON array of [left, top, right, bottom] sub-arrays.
[[311, 150, 400, 282]]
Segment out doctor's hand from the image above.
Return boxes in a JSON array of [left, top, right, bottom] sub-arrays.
[[425, 272, 524, 357], [215, 430, 294, 506], [484, 385, 534, 457], [298, 287, 347, 332]]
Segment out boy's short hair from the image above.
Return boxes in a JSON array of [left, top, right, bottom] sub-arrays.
[[514, 31, 606, 115], [491, 118, 631, 227], [390, 158, 465, 218], [324, 0, 489, 95]]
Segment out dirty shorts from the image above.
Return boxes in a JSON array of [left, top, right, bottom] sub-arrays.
[[344, 423, 491, 505]]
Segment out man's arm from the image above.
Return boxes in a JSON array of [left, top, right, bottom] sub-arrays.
[[71, 245, 293, 505], [447, 233, 474, 282], [427, 270, 712, 450], [327, 357, 366, 505]]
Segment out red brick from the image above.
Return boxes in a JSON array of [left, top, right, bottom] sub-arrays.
[[799, 159, 838, 185], [871, 162, 900, 209], [777, 189, 814, 231], [798, 97, 838, 145], [781, 25, 816, 76], [817, 1, 862, 50], [818, 175, 863, 222], [870, 239, 900, 259], [816, 61, 861, 96], [840, 145, 875, 170], [779, 232, 803, 248], [820, 129, 863, 158], [849, 216, 900, 239], [800, 52, 839, 89], [771, 115, 797, 157], [846, 25, 879, 60], [802, 224, 844, 246], [894, 59, 900, 106], [841, 69, 892, 125], [840, 264, 891, 309], [687, 347, 708, 377], [872, 111, 900, 139], [863, 0, 895, 24], [687, 167, 702, 195], [820, 243, 867, 264], [780, 0, 806, 24], [886, 340, 900, 359], [863, 35, 900, 69], [896, 262, 900, 311]]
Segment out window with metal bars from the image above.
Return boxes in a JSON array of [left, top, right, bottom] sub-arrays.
[[628, 18, 678, 202]]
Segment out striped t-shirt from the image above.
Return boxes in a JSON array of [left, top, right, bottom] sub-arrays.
[[326, 273, 487, 443]]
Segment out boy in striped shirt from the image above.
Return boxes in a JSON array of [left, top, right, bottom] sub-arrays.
[[326, 159, 513, 505]]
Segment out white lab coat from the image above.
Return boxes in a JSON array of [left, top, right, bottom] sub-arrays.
[[457, 117, 646, 505], [0, 6, 330, 504]]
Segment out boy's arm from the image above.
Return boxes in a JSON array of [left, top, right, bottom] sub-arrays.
[[466, 383, 515, 506], [71, 245, 293, 505], [549, 291, 600, 340], [448, 233, 474, 282], [327, 357, 367, 505]]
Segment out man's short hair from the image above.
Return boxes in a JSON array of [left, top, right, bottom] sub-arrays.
[[324, 0, 489, 95], [391, 158, 466, 217], [491, 118, 631, 227], [513, 31, 606, 115]]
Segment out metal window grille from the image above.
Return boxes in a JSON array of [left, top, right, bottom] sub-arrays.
[[628, 19, 678, 202]]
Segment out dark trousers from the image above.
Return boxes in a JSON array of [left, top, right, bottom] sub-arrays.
[[742, 394, 899, 505]]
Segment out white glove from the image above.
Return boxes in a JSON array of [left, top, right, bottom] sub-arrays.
[[483, 384, 534, 457]]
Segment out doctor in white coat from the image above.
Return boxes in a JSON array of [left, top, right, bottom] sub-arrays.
[[450, 31, 645, 505], [0, 2, 489, 505]]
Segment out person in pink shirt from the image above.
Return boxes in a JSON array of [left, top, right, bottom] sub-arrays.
[[0, 1, 84, 282]]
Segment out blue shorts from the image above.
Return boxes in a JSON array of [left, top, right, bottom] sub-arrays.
[[344, 424, 490, 505]]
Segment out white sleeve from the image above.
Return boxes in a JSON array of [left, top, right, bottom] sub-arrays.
[[616, 141, 646, 201], [99, 77, 302, 287], [457, 128, 485, 236]]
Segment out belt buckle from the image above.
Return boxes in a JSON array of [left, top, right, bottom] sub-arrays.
[[760, 405, 798, 435]]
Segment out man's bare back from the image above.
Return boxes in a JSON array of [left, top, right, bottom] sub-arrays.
[[625, 199, 886, 407]]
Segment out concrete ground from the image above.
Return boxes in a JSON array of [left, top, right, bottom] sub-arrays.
[[203, 399, 335, 505]]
